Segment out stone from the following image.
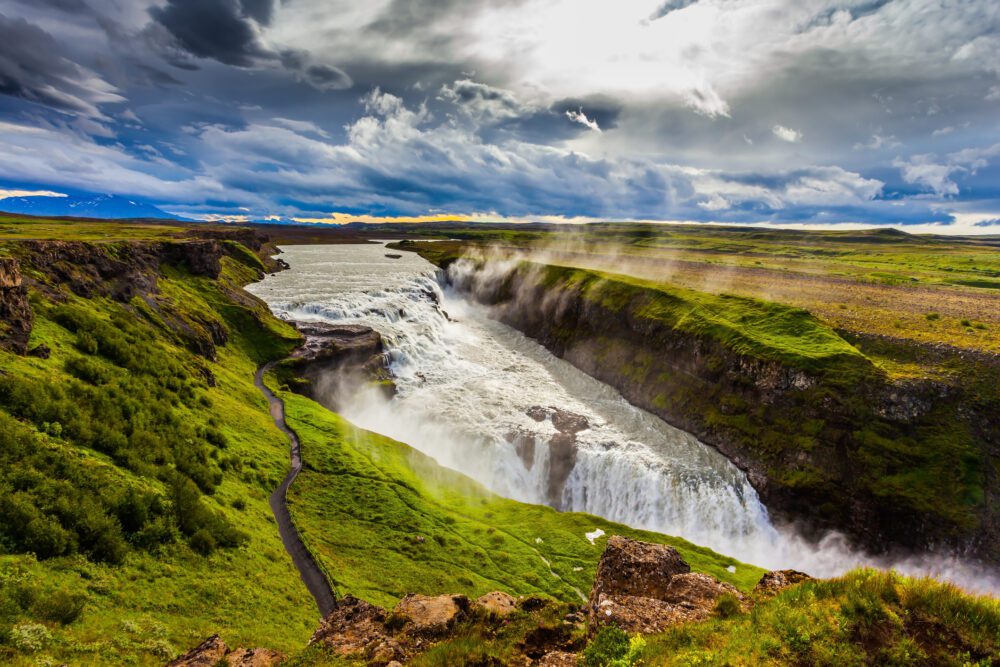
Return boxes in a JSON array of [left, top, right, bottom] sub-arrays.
[[392, 593, 469, 636], [754, 569, 812, 596], [588, 536, 691, 606], [224, 647, 284, 666], [590, 594, 691, 634], [475, 591, 518, 617], [167, 635, 228, 666], [537, 651, 579, 666], [310, 595, 393, 658]]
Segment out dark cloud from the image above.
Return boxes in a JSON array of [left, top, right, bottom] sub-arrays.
[[649, 0, 700, 21], [974, 218, 1000, 227], [0, 13, 119, 116], [149, 0, 271, 67]]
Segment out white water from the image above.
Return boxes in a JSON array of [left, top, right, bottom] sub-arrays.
[[248, 243, 1000, 593]]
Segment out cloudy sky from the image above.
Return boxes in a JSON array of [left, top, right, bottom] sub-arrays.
[[0, 0, 999, 230]]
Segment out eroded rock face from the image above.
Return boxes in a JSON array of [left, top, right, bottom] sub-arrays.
[[525, 406, 590, 506], [286, 322, 394, 409], [0, 257, 32, 354], [167, 635, 283, 667], [754, 569, 812, 596], [587, 537, 741, 635]]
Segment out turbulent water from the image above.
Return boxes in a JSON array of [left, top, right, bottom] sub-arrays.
[[248, 243, 1000, 592]]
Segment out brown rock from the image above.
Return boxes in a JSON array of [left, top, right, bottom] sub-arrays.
[[537, 651, 579, 666], [661, 572, 742, 611], [167, 635, 228, 667], [310, 595, 394, 658], [475, 591, 518, 617], [225, 647, 284, 666], [588, 536, 690, 607], [590, 594, 691, 634], [754, 569, 812, 596], [0, 258, 32, 354], [392, 593, 469, 636]]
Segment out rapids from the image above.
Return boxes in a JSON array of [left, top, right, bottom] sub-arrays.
[[248, 242, 1000, 593]]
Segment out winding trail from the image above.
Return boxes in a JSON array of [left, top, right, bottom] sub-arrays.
[[255, 361, 338, 617]]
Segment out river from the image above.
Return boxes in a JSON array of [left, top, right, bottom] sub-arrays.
[[247, 242, 999, 593]]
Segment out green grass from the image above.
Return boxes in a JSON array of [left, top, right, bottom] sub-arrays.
[[534, 263, 870, 376], [279, 390, 764, 610], [641, 569, 1000, 665], [0, 247, 317, 665]]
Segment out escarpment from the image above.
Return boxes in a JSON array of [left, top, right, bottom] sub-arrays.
[[434, 257, 1000, 562], [1, 233, 279, 360]]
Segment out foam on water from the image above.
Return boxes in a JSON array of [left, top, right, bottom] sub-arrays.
[[248, 243, 1000, 594]]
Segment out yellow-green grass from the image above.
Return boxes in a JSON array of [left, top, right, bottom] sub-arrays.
[[279, 389, 764, 610], [642, 569, 1000, 666]]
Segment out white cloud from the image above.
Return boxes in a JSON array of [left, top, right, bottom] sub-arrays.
[[772, 124, 802, 143], [854, 133, 901, 151], [0, 188, 67, 200], [894, 143, 1000, 197], [565, 108, 601, 132], [932, 126, 954, 137]]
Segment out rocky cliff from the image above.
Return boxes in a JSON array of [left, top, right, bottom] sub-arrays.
[[0, 233, 279, 360], [426, 255, 1000, 563]]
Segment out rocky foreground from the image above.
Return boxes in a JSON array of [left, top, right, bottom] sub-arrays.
[[168, 536, 809, 666]]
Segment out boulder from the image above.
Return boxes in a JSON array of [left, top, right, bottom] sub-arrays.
[[475, 591, 518, 617], [661, 572, 742, 612], [225, 647, 284, 666], [588, 536, 690, 606], [310, 595, 402, 662], [392, 593, 469, 636], [754, 569, 812, 596]]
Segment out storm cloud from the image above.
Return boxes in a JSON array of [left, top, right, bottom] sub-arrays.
[[0, 0, 998, 230]]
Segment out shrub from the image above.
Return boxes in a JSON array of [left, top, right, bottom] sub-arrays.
[[31, 588, 86, 625], [714, 592, 743, 619], [10, 622, 51, 652], [189, 529, 216, 555], [926, 312, 941, 321], [581, 626, 645, 667]]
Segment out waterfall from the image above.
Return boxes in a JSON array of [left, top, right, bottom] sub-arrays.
[[248, 243, 1000, 593]]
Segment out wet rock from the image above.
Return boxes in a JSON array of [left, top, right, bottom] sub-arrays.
[[286, 322, 395, 408], [524, 407, 589, 506], [392, 593, 469, 636], [754, 569, 812, 596], [506, 430, 537, 470], [475, 591, 518, 617], [385, 253, 403, 259], [588, 536, 690, 605]]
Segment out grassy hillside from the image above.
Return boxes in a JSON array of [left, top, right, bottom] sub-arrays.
[[0, 238, 320, 664], [278, 390, 763, 609]]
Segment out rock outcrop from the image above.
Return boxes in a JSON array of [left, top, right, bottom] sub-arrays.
[[587, 537, 740, 635], [283, 322, 394, 409], [167, 634, 283, 667], [754, 569, 813, 596], [391, 593, 469, 636], [0, 257, 32, 354], [525, 406, 590, 506]]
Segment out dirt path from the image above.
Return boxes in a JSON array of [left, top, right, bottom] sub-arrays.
[[255, 361, 337, 617]]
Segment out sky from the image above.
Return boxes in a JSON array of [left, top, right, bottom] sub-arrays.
[[0, 0, 999, 231]]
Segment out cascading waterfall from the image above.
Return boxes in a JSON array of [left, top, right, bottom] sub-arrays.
[[248, 243, 1000, 592]]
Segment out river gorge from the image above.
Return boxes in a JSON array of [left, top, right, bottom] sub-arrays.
[[247, 242, 1000, 594]]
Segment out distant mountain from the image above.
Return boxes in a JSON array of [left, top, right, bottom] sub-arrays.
[[0, 194, 184, 220]]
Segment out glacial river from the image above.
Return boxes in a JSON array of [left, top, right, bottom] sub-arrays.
[[248, 242, 999, 592]]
